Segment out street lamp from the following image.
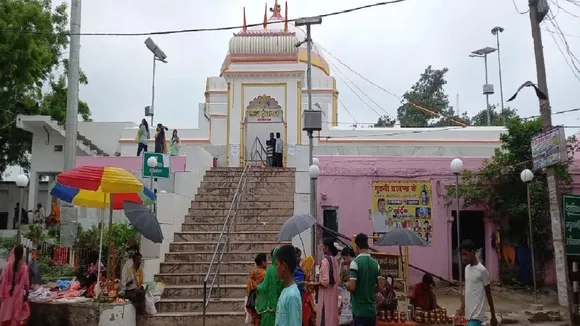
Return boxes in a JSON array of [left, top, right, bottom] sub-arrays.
[[520, 168, 538, 304], [144, 37, 168, 127], [312, 157, 319, 167], [491, 26, 506, 116], [147, 156, 158, 201], [15, 174, 29, 244], [308, 163, 320, 259], [450, 158, 464, 288], [469, 46, 497, 126]]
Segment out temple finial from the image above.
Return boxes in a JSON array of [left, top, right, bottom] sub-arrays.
[[263, 3, 268, 28], [242, 7, 247, 32], [284, 1, 288, 32]]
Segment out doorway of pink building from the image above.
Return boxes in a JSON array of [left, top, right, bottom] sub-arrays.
[[451, 210, 485, 281]]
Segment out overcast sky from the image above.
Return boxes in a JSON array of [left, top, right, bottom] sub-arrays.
[[62, 0, 580, 131]]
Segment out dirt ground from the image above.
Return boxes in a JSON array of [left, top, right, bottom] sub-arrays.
[[433, 283, 560, 314]]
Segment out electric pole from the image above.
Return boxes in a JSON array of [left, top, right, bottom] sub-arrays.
[[529, 1, 575, 323], [64, 0, 82, 172]]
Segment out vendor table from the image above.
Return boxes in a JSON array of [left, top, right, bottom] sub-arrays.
[[29, 301, 136, 326], [377, 322, 416, 326]]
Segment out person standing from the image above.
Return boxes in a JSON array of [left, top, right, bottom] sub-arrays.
[[247, 253, 268, 326], [136, 119, 150, 156], [347, 233, 382, 326], [256, 248, 284, 326], [455, 239, 498, 326], [274, 245, 302, 326], [169, 129, 181, 156], [317, 238, 340, 326], [154, 124, 168, 154], [274, 132, 283, 167], [266, 133, 275, 167], [13, 203, 28, 229], [0, 245, 30, 326]]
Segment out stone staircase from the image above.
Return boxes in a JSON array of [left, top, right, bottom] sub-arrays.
[[144, 167, 295, 326]]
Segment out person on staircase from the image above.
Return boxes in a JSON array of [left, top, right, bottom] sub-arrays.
[[256, 247, 284, 326], [136, 119, 150, 156], [274, 132, 284, 167], [247, 253, 268, 326], [154, 123, 168, 154], [266, 133, 275, 167]]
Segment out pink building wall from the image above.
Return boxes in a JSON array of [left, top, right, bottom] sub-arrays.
[[76, 156, 186, 173], [316, 156, 580, 285]]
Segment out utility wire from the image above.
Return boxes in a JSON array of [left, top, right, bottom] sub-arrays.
[[337, 98, 359, 125], [512, 0, 530, 14], [543, 12, 580, 82], [0, 0, 409, 37]]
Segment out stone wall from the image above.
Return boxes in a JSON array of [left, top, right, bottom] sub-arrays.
[[29, 301, 135, 326]]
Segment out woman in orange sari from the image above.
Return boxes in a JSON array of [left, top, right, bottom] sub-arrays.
[[247, 253, 267, 326], [301, 256, 316, 326]]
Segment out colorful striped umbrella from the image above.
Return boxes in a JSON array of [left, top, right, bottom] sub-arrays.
[[56, 166, 144, 194], [50, 182, 156, 210]]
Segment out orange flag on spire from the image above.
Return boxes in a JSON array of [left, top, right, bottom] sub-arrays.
[[284, 1, 288, 32], [263, 3, 268, 28], [243, 7, 247, 32]]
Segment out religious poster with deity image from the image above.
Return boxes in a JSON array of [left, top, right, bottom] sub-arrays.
[[371, 181, 433, 245]]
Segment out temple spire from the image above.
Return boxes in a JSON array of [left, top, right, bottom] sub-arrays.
[[284, 1, 288, 32], [263, 3, 268, 28], [242, 7, 247, 33]]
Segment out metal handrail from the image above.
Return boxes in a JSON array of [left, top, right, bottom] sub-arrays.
[[247, 136, 267, 166], [202, 139, 263, 326]]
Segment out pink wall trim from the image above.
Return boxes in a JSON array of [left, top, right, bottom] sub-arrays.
[[315, 155, 580, 285], [76, 156, 186, 173]]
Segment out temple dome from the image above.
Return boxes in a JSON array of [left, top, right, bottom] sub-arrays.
[[223, 1, 330, 75]]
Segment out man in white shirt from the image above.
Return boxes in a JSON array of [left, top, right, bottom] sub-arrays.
[[371, 198, 391, 234], [274, 132, 283, 167], [456, 239, 498, 326]]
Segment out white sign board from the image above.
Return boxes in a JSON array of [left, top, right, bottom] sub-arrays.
[[531, 126, 567, 171]]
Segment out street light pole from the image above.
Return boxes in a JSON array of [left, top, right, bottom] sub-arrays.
[[470, 47, 497, 126], [450, 158, 464, 289], [64, 0, 82, 172], [15, 175, 29, 245], [491, 26, 506, 120], [521, 169, 539, 306], [144, 38, 168, 128], [296, 16, 322, 261]]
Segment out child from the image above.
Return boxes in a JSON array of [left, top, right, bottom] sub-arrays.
[[274, 245, 302, 326], [338, 269, 353, 326]]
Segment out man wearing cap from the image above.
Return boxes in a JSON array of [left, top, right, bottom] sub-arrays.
[[410, 273, 440, 310]]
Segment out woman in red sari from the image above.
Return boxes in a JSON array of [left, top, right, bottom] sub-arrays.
[[246, 253, 267, 326], [301, 256, 316, 326], [0, 245, 30, 326]]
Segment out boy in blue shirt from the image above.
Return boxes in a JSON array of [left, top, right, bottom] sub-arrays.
[[275, 245, 302, 326]]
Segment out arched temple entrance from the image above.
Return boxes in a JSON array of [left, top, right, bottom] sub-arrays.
[[243, 94, 285, 166]]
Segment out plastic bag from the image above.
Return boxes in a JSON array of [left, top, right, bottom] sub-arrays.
[[145, 291, 157, 315], [152, 282, 165, 296]]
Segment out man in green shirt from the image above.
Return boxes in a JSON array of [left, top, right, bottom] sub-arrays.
[[347, 233, 382, 326]]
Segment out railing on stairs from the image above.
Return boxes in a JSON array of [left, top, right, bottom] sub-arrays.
[[202, 138, 263, 325], [246, 137, 267, 167]]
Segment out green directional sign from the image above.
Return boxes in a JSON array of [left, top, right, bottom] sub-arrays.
[[563, 195, 580, 256], [142, 152, 170, 179]]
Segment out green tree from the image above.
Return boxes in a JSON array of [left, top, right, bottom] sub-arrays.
[[445, 117, 570, 285], [471, 105, 519, 126], [0, 0, 91, 175], [373, 115, 396, 127], [396, 66, 455, 127]]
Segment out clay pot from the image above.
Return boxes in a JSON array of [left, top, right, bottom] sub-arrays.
[[415, 316, 424, 324], [423, 311, 429, 319], [400, 311, 406, 323], [393, 314, 399, 323], [429, 311, 436, 319], [380, 310, 386, 321]]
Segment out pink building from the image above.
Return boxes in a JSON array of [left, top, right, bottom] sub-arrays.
[[315, 156, 580, 285]]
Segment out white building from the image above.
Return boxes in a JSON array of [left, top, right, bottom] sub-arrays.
[[15, 1, 506, 254]]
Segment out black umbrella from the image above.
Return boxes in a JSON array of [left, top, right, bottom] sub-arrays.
[[123, 201, 164, 243]]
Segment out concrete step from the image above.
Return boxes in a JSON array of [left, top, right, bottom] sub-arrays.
[[174, 231, 279, 242], [203, 176, 294, 183], [197, 186, 289, 196], [185, 214, 290, 224], [163, 284, 247, 298], [191, 200, 293, 210], [199, 181, 294, 191], [194, 194, 291, 202], [205, 170, 295, 177], [155, 272, 248, 285], [160, 261, 254, 273], [165, 250, 268, 262], [156, 297, 245, 313], [167, 241, 287, 253], [187, 207, 293, 218], [141, 312, 245, 326], [181, 222, 284, 232]]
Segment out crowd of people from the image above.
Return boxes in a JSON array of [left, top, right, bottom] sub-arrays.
[[245, 235, 497, 326], [136, 119, 181, 156]]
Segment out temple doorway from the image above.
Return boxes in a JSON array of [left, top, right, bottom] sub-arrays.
[[244, 94, 285, 166]]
